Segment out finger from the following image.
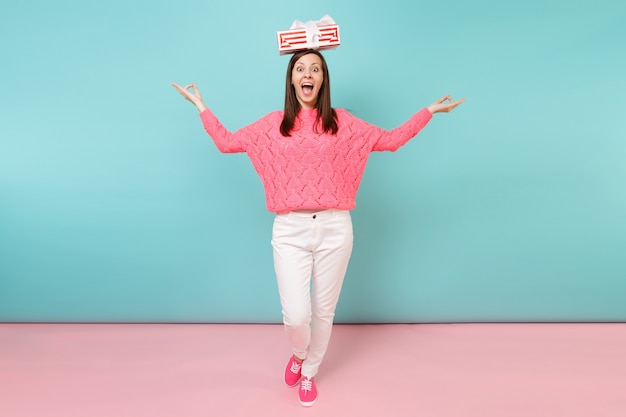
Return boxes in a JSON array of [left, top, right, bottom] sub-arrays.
[[446, 98, 465, 111], [172, 82, 186, 93], [172, 84, 195, 101], [448, 98, 465, 110], [172, 82, 186, 91]]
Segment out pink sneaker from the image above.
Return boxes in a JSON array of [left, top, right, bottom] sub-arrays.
[[298, 377, 318, 407], [284, 355, 302, 387]]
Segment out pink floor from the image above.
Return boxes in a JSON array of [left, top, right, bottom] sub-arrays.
[[1, 323, 625, 417]]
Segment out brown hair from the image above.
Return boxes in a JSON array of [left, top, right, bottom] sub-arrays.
[[280, 49, 338, 137]]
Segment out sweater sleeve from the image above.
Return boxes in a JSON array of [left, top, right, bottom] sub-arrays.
[[357, 107, 433, 152], [199, 109, 280, 154], [198, 108, 246, 153]]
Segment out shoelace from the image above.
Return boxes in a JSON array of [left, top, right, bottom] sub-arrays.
[[300, 378, 313, 393], [290, 361, 302, 374]]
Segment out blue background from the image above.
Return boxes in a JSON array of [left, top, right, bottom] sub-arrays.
[[1, 0, 625, 322]]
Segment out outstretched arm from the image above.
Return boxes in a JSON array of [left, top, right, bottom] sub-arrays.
[[427, 95, 465, 114], [367, 94, 466, 152], [172, 82, 208, 113], [172, 82, 246, 153], [172, 81, 278, 154]]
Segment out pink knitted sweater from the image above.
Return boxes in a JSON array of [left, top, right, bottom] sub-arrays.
[[199, 107, 432, 213]]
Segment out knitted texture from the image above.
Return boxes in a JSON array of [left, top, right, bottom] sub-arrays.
[[199, 107, 432, 213]]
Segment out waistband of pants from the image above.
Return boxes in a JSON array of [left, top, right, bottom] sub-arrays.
[[276, 208, 349, 220]]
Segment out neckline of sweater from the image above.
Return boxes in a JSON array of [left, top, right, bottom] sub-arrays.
[[298, 108, 318, 119]]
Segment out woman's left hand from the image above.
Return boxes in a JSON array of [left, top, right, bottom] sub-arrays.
[[427, 95, 466, 114]]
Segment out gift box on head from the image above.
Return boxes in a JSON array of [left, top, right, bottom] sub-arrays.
[[277, 14, 340, 55]]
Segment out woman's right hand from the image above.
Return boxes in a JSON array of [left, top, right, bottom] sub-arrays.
[[172, 82, 208, 113]]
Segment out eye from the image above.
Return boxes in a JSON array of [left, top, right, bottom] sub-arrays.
[[296, 67, 304, 72], [312, 67, 319, 72]]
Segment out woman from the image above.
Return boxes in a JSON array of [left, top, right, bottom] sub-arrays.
[[173, 49, 464, 407]]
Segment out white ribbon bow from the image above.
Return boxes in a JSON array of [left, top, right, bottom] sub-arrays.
[[289, 14, 336, 49]]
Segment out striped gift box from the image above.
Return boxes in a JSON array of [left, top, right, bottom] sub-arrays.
[[277, 24, 340, 54]]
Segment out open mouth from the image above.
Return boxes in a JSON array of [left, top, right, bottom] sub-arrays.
[[301, 83, 314, 96]]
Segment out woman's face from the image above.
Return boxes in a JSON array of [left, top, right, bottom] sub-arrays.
[[291, 53, 324, 110]]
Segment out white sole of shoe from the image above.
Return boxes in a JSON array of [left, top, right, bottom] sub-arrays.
[[299, 396, 318, 407]]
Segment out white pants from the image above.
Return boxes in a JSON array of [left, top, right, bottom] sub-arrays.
[[271, 209, 353, 378]]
